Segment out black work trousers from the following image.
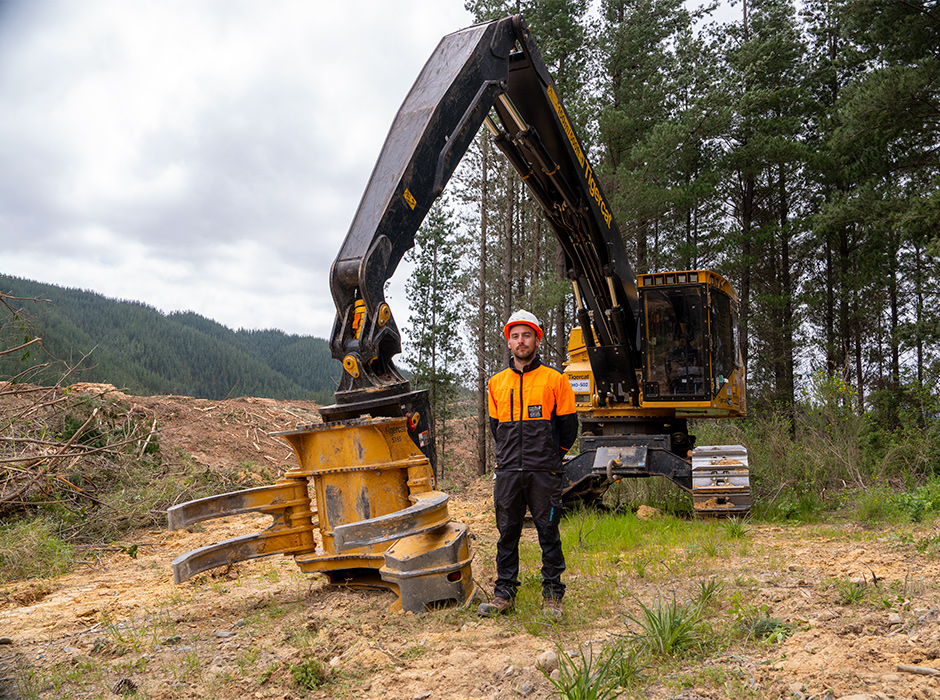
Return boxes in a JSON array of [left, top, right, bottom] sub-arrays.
[[493, 469, 566, 601]]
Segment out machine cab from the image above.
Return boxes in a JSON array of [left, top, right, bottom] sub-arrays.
[[637, 270, 745, 416]]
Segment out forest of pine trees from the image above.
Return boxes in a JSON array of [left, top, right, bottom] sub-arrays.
[[403, 0, 940, 483]]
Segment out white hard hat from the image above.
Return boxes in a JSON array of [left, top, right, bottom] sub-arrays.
[[504, 309, 543, 341]]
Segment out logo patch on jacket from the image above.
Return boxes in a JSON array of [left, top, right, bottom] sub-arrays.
[[528, 405, 543, 418]]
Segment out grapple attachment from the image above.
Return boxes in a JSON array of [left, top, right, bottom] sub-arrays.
[[168, 413, 477, 613]]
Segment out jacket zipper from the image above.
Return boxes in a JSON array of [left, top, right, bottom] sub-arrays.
[[517, 370, 524, 469]]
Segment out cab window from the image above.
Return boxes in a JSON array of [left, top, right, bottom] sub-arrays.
[[642, 286, 708, 399]]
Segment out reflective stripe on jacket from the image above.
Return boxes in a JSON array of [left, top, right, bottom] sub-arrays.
[[488, 355, 578, 471]]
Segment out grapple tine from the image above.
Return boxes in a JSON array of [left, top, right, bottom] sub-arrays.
[[167, 480, 314, 530], [172, 528, 311, 584], [332, 490, 450, 551], [169, 479, 317, 582]]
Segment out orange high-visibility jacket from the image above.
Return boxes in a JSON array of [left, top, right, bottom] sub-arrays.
[[488, 356, 578, 472]]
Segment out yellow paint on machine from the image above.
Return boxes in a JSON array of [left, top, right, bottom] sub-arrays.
[[168, 416, 476, 613], [546, 85, 612, 228]]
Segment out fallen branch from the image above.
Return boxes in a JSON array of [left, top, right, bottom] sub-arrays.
[[0, 337, 41, 357], [0, 430, 150, 466], [897, 664, 940, 677], [0, 435, 79, 447], [0, 449, 111, 465], [51, 472, 114, 509], [0, 381, 58, 397], [370, 640, 406, 664], [137, 418, 158, 459]]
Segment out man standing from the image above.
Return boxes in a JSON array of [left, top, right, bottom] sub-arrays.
[[478, 310, 578, 619]]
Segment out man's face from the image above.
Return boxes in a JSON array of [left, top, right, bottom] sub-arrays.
[[507, 324, 540, 365]]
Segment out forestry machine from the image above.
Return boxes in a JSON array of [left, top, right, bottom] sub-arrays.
[[166, 15, 749, 614], [324, 14, 750, 515]]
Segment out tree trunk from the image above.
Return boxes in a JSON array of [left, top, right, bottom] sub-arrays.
[[554, 242, 567, 367], [476, 139, 490, 476], [502, 175, 515, 368], [739, 173, 754, 370], [839, 225, 851, 404], [779, 165, 794, 408]]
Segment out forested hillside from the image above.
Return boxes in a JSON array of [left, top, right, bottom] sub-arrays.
[[0, 276, 340, 402]]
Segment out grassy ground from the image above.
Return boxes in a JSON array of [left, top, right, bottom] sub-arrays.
[[3, 386, 940, 699]]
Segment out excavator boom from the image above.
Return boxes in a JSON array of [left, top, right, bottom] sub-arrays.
[[330, 15, 641, 411]]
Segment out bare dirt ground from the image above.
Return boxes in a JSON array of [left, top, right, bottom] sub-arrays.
[[2, 389, 940, 700]]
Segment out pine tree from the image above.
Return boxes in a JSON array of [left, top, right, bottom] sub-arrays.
[[719, 0, 813, 409], [404, 198, 468, 477]]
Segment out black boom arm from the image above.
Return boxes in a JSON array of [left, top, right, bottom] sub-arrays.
[[328, 15, 641, 409]]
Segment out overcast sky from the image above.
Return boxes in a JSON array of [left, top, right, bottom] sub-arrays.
[[0, 0, 475, 338]]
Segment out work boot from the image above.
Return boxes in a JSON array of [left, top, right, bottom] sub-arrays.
[[477, 596, 513, 617], [542, 597, 564, 620]]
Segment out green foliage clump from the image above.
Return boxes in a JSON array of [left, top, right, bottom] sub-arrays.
[[720, 517, 749, 539], [625, 597, 704, 657], [895, 483, 940, 522], [290, 658, 328, 692], [749, 616, 793, 643], [853, 488, 902, 523], [694, 368, 940, 523], [773, 492, 825, 523], [835, 578, 868, 605], [543, 642, 635, 700], [693, 578, 722, 609], [0, 518, 73, 581]]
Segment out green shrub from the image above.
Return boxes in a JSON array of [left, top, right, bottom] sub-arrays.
[[692, 378, 940, 525], [770, 491, 824, 522], [749, 616, 793, 643], [835, 578, 867, 605], [721, 517, 749, 539], [854, 488, 902, 523], [693, 578, 722, 610], [894, 481, 940, 522]]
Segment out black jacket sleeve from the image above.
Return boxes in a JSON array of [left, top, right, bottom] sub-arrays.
[[557, 412, 578, 456]]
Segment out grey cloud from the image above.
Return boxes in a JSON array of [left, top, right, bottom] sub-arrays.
[[0, 0, 473, 336]]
